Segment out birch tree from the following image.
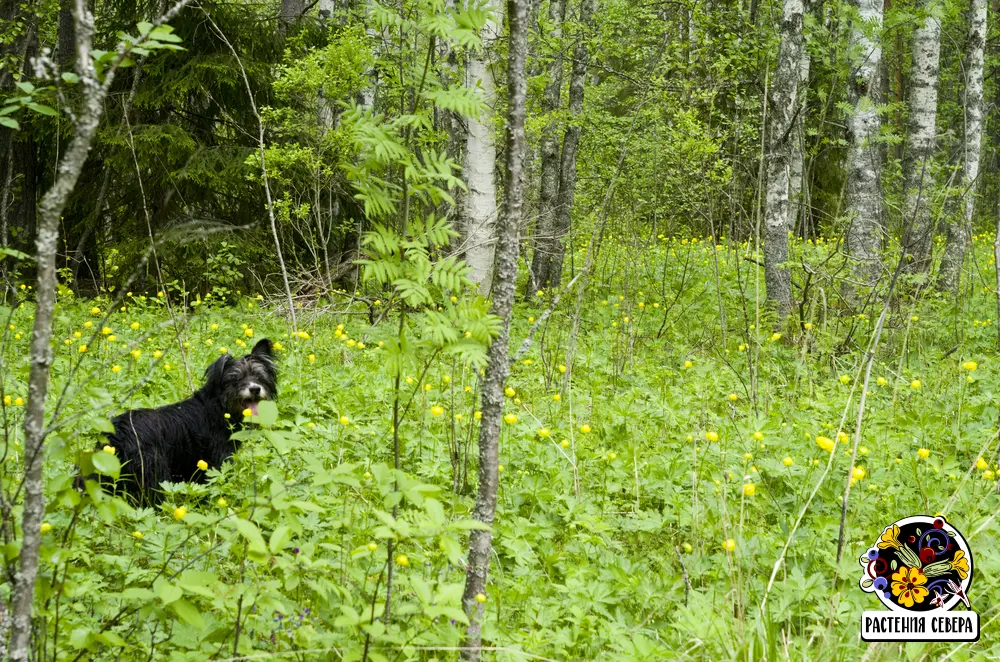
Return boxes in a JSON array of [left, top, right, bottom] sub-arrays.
[[463, 7, 500, 294], [843, 0, 884, 285], [762, 0, 805, 317], [461, 0, 528, 656], [545, 0, 597, 291], [938, 0, 986, 292], [787, 30, 810, 232], [900, 0, 941, 274], [527, 0, 566, 295], [6, 3, 188, 659]]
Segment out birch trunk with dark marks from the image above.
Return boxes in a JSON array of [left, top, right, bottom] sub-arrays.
[[8, 1, 190, 657], [460, 0, 527, 657], [463, 7, 500, 294], [546, 0, 597, 291], [787, 18, 811, 234], [527, 0, 566, 296], [938, 0, 986, 292], [900, 0, 941, 274], [279, 0, 305, 33], [762, 0, 805, 317], [8, 2, 104, 657], [844, 0, 885, 287]]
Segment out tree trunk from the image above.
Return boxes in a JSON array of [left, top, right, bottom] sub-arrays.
[[57, 0, 75, 66], [546, 0, 597, 291], [527, 0, 566, 296], [279, 0, 305, 32], [900, 0, 942, 274], [762, 0, 805, 317], [939, 0, 986, 292], [463, 9, 500, 294], [844, 0, 885, 286], [460, 0, 527, 657], [788, 34, 811, 235]]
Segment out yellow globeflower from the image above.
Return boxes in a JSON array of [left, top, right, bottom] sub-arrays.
[[723, 538, 736, 552], [78, 344, 87, 353], [743, 483, 756, 496], [244, 328, 254, 337], [839, 375, 851, 385], [173, 506, 187, 521], [339, 415, 350, 425], [430, 405, 444, 417], [770, 333, 781, 342], [580, 424, 592, 434], [963, 361, 978, 371], [103, 445, 116, 455], [553, 393, 561, 402], [2, 396, 9, 406], [242, 408, 253, 418], [911, 380, 921, 390], [474, 411, 482, 420], [197, 460, 208, 471], [728, 393, 739, 402], [475, 593, 487, 604], [753, 431, 763, 441], [130, 322, 140, 330], [14, 397, 23, 406], [783, 456, 793, 467], [558, 365, 567, 373], [877, 377, 887, 386], [684, 360, 693, 369], [816, 436, 834, 452], [852, 466, 866, 480], [705, 431, 718, 442], [917, 448, 930, 459], [504, 387, 516, 398], [132, 531, 144, 540], [976, 457, 988, 470], [395, 555, 409, 567], [40, 522, 52, 533], [537, 428, 550, 438], [503, 414, 518, 425], [367, 542, 378, 552]]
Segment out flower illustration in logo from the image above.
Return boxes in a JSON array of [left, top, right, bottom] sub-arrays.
[[859, 515, 973, 613], [891, 566, 928, 608]]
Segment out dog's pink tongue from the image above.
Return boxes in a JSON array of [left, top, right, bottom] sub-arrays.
[[250, 402, 259, 416]]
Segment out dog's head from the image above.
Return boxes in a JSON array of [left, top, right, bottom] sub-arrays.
[[202, 338, 278, 418]]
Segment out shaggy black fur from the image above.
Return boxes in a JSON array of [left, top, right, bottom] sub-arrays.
[[98, 338, 278, 504]]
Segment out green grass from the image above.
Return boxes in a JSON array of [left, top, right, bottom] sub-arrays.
[[6, 233, 1000, 661]]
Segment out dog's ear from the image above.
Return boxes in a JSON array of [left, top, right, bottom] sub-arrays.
[[202, 354, 234, 394], [251, 338, 275, 360]]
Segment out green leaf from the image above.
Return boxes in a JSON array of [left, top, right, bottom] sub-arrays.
[[155, 579, 183, 605], [232, 519, 268, 559], [170, 598, 205, 628], [0, 117, 19, 130], [91, 451, 121, 480], [253, 400, 278, 426], [269, 525, 292, 554], [26, 103, 57, 117]]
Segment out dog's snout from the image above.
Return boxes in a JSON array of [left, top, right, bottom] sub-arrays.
[[249, 385, 261, 398]]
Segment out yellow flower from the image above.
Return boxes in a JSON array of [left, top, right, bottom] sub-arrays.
[[839, 375, 851, 385], [430, 405, 444, 417], [103, 445, 116, 455], [538, 428, 550, 438], [474, 411, 482, 420], [607, 452, 617, 460], [804, 322, 813, 330], [132, 531, 143, 540], [308, 354, 316, 362], [498, 464, 504, 472], [878, 524, 902, 549], [218, 347, 228, 354], [395, 554, 409, 566], [130, 322, 140, 330], [475, 593, 487, 604], [561, 440, 570, 448], [911, 380, 921, 390], [783, 456, 793, 467], [723, 538, 736, 552], [877, 376, 887, 386], [366, 542, 378, 552], [743, 483, 756, 496], [153, 350, 162, 359], [728, 393, 739, 402], [911, 315, 919, 322], [891, 566, 928, 608], [837, 432, 849, 444], [74, 331, 82, 339], [683, 360, 693, 369], [504, 414, 518, 425], [705, 431, 718, 442], [173, 506, 187, 521], [108, 335, 116, 342], [102, 326, 112, 335], [244, 328, 253, 337], [347, 339, 356, 348], [963, 361, 978, 371], [553, 393, 561, 402], [14, 397, 23, 406], [505, 387, 516, 397], [917, 448, 930, 459], [738, 343, 747, 351], [976, 457, 988, 470], [224, 413, 231, 420], [558, 364, 567, 373], [131, 349, 142, 359], [753, 431, 763, 441], [454, 414, 463, 422], [950, 550, 970, 579], [273, 341, 283, 351], [217, 498, 228, 508], [40, 522, 52, 533], [985, 470, 996, 480], [770, 333, 781, 342], [442, 375, 451, 384], [2, 396, 9, 406], [424, 383, 432, 392], [852, 466, 866, 480], [339, 415, 350, 425], [580, 424, 592, 434], [816, 436, 834, 452], [210, 323, 219, 331], [197, 460, 208, 471], [78, 344, 87, 353], [90, 307, 101, 315]]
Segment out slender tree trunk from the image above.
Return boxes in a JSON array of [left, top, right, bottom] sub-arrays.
[[460, 0, 527, 658], [57, 0, 75, 66], [279, 0, 305, 32], [762, 0, 805, 317], [8, 2, 107, 658], [527, 0, 566, 296], [546, 0, 597, 291], [844, 0, 885, 286], [463, 8, 500, 294], [939, 0, 986, 292], [788, 27, 811, 234], [900, 0, 942, 274]]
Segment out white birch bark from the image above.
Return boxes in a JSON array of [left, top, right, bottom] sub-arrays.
[[901, 0, 942, 274], [463, 7, 500, 294], [939, 0, 986, 291], [787, 41, 811, 232], [460, 0, 528, 657], [844, 0, 885, 285], [762, 0, 805, 317]]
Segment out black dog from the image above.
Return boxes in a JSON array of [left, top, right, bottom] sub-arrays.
[[97, 338, 278, 504]]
